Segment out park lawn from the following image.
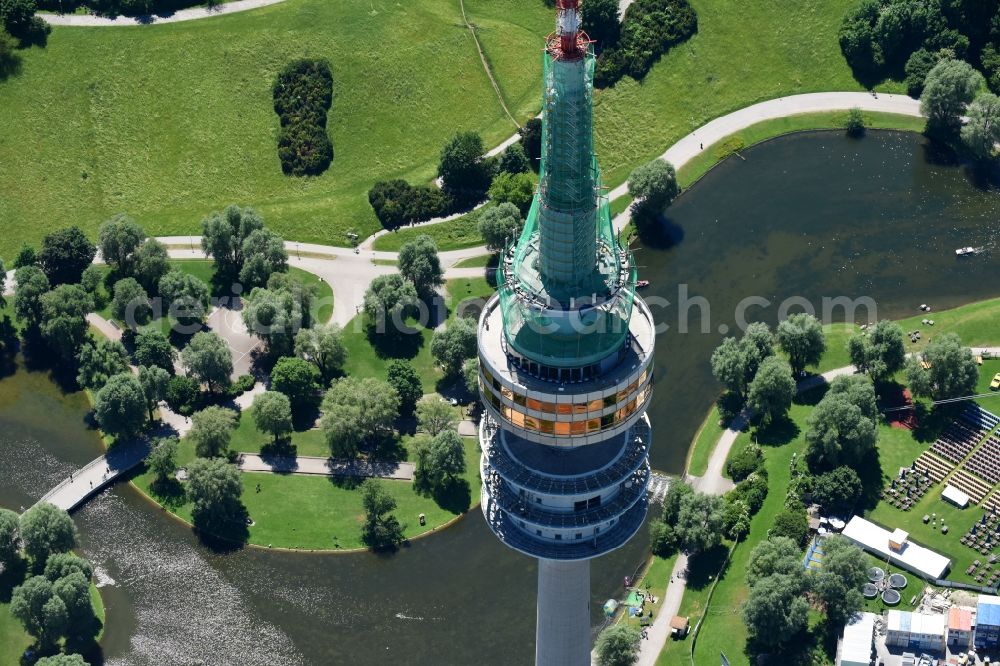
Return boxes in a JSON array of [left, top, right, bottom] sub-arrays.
[[676, 112, 926, 188], [371, 206, 490, 252], [452, 253, 496, 269], [0, 0, 550, 259], [592, 0, 903, 192], [341, 277, 495, 392], [975, 360, 1000, 412], [690, 393, 816, 666], [228, 409, 328, 458], [131, 433, 481, 551], [653, 545, 729, 665], [685, 405, 726, 477]]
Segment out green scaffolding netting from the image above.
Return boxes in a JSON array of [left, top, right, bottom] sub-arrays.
[[498, 46, 637, 368]]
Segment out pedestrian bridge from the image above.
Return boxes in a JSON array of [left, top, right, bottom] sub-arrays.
[[33, 442, 151, 513]]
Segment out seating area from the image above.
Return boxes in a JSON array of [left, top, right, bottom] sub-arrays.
[[930, 420, 987, 464], [960, 405, 1000, 432], [962, 557, 1000, 586], [882, 464, 933, 511], [962, 510, 1000, 579], [914, 451, 954, 483], [963, 435, 1000, 485], [949, 468, 993, 504]]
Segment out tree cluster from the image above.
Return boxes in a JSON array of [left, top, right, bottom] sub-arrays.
[[650, 482, 726, 556], [805, 375, 879, 472], [242, 272, 318, 358], [200, 204, 287, 288], [367, 179, 451, 230], [594, 0, 698, 88], [906, 332, 979, 400], [273, 58, 333, 176]]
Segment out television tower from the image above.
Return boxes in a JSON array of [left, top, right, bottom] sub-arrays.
[[477, 1, 656, 664]]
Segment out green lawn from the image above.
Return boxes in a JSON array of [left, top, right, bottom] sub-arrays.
[[371, 206, 491, 252], [229, 409, 328, 458], [130, 432, 482, 551], [341, 277, 495, 392], [0, 0, 551, 258], [452, 253, 496, 269], [676, 111, 926, 187]]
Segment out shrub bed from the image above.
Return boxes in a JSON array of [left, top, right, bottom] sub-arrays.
[[272, 58, 334, 176], [595, 0, 697, 88]]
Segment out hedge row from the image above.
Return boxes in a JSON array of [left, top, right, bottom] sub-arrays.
[[368, 180, 452, 230], [272, 59, 334, 177], [594, 0, 697, 88]]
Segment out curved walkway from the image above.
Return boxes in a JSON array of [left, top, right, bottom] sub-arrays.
[[34, 441, 151, 512], [39, 0, 285, 26]]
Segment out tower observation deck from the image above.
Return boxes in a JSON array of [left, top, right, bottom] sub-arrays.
[[477, 2, 655, 664]]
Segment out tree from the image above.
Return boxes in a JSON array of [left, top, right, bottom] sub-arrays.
[[962, 92, 1000, 161], [363, 273, 419, 334], [186, 457, 246, 539], [134, 239, 170, 294], [53, 570, 94, 627], [582, 0, 621, 47], [0, 0, 38, 36], [398, 235, 443, 299], [498, 142, 530, 174], [239, 228, 288, 288], [478, 202, 523, 252], [905, 48, 945, 97], [0, 507, 20, 566], [747, 356, 795, 424], [845, 107, 866, 137], [650, 481, 694, 556], [159, 269, 210, 328], [386, 359, 423, 416], [165, 375, 200, 415], [137, 365, 170, 421], [906, 332, 979, 400], [438, 131, 492, 205], [19, 503, 77, 567], [519, 118, 542, 164], [776, 313, 826, 375], [463, 357, 479, 396], [360, 478, 405, 551], [420, 429, 466, 487], [710, 322, 774, 398], [79, 264, 103, 298], [43, 553, 93, 583], [847, 319, 905, 383], [14, 265, 49, 330], [727, 442, 764, 482], [768, 505, 809, 547], [595, 624, 639, 666], [742, 572, 810, 650], [271, 356, 321, 411], [94, 373, 147, 440], [812, 536, 867, 626], [811, 465, 863, 513], [487, 172, 534, 214], [430, 317, 478, 376], [722, 498, 751, 541], [133, 329, 175, 374], [146, 437, 178, 483], [746, 536, 803, 587], [98, 214, 145, 275], [242, 285, 308, 358], [295, 324, 347, 383], [39, 226, 95, 286], [673, 490, 725, 555], [200, 205, 265, 273], [36, 655, 90, 666], [111, 277, 151, 326], [921, 58, 984, 134], [76, 339, 130, 390], [320, 377, 399, 458], [251, 391, 293, 443], [189, 406, 237, 458], [627, 159, 679, 214], [40, 284, 94, 366], [10, 575, 68, 648], [13, 242, 37, 269], [416, 397, 458, 437], [805, 379, 878, 471], [181, 331, 233, 394]]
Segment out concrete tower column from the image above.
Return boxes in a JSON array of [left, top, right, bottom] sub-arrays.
[[536, 558, 591, 666]]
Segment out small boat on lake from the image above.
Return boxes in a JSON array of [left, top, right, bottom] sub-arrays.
[[636, 280, 650, 289], [956, 246, 980, 257]]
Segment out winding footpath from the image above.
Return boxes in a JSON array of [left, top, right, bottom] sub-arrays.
[[39, 0, 285, 26]]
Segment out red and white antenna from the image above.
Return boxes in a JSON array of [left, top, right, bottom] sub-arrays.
[[549, 0, 591, 60]]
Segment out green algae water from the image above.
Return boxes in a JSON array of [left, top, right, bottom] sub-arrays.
[[1, 130, 999, 664]]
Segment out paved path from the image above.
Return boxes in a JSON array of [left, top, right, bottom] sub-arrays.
[[34, 441, 151, 512], [633, 554, 688, 666], [39, 0, 285, 26], [236, 453, 415, 480], [688, 364, 858, 496]]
